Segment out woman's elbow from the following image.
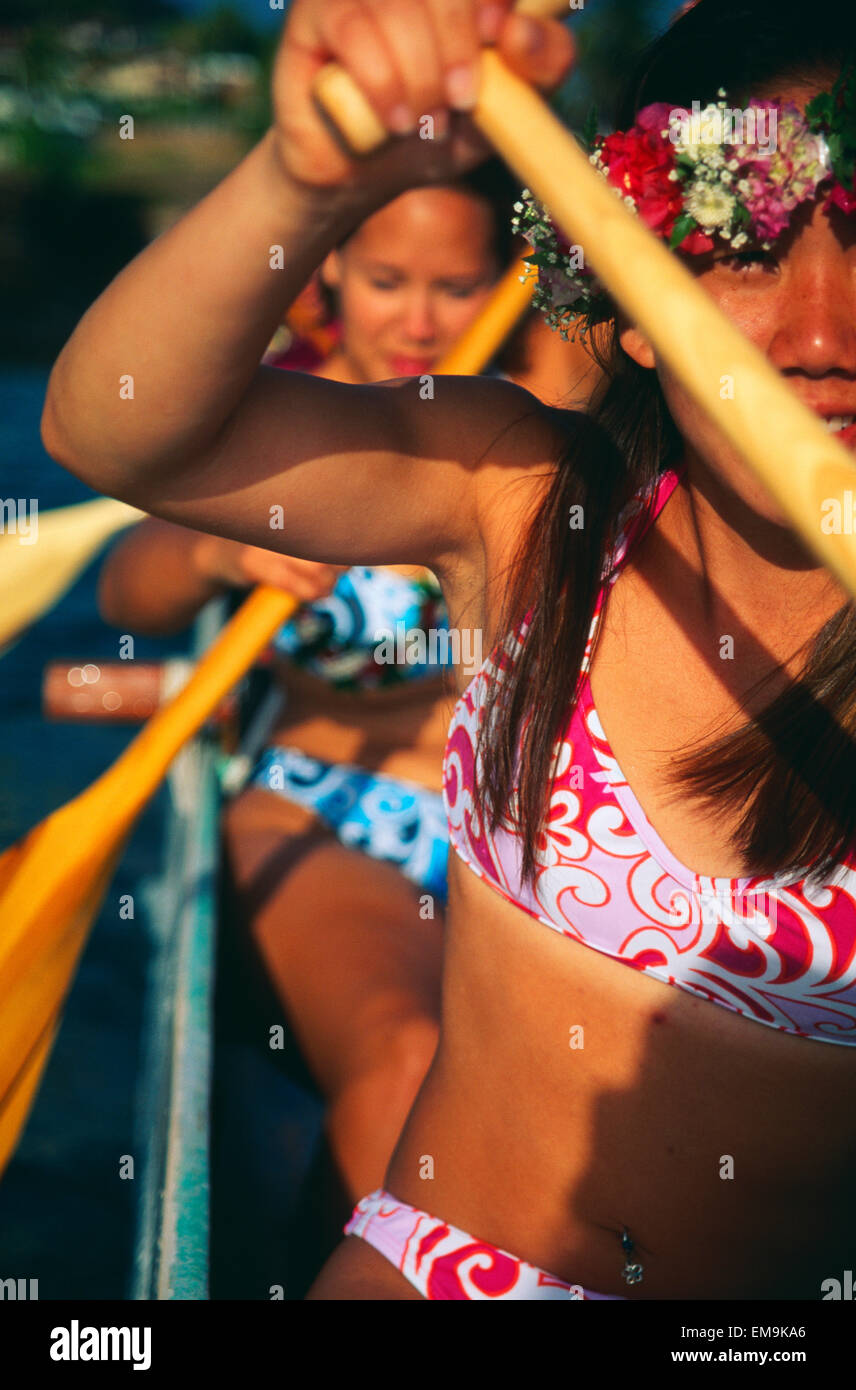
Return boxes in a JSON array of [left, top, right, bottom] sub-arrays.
[[40, 388, 73, 474]]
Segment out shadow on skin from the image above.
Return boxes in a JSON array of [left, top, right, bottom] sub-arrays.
[[567, 977, 856, 1300]]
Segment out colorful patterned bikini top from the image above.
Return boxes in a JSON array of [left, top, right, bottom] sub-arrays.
[[443, 465, 856, 1045], [272, 565, 452, 691]]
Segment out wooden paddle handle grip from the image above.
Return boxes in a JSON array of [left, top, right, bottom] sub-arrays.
[[312, 0, 569, 154]]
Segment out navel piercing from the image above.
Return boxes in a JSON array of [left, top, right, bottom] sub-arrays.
[[620, 1227, 644, 1285]]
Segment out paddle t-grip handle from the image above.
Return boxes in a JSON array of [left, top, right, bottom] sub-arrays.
[[312, 0, 570, 154]]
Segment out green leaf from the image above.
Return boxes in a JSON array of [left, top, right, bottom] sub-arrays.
[[806, 92, 833, 128], [669, 212, 699, 249]]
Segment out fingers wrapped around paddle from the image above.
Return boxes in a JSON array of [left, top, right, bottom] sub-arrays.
[[272, 0, 574, 188]]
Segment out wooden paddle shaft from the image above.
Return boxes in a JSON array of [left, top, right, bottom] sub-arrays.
[[314, 49, 856, 601]]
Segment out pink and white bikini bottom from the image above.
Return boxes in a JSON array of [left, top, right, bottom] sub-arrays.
[[344, 1189, 627, 1301]]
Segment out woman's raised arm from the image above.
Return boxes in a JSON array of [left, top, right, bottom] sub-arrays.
[[40, 0, 572, 573]]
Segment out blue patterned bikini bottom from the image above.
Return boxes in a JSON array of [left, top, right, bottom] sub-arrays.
[[249, 746, 449, 903]]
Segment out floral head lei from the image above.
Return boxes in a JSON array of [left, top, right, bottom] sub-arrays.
[[513, 63, 856, 342]]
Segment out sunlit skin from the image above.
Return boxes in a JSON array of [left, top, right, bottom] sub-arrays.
[[315, 186, 501, 384]]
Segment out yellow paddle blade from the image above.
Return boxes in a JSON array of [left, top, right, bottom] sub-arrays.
[[0, 497, 143, 652], [0, 844, 122, 1176], [0, 1013, 62, 1181], [0, 826, 126, 1102], [0, 585, 297, 1179]]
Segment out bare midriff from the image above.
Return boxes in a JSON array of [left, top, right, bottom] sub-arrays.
[[384, 855, 856, 1298]]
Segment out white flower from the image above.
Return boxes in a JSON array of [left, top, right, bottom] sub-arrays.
[[698, 145, 726, 170], [675, 104, 727, 164], [730, 231, 749, 248], [685, 181, 736, 229]]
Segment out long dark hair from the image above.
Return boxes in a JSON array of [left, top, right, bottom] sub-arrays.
[[478, 0, 856, 891]]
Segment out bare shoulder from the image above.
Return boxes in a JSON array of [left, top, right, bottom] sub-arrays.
[[306, 1235, 424, 1301], [416, 374, 573, 537], [412, 373, 570, 471]]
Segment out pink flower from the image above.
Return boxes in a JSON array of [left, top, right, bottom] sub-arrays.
[[635, 102, 678, 136], [827, 181, 856, 214], [732, 101, 829, 241]]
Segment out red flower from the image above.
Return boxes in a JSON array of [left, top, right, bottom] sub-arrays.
[[599, 104, 684, 238], [679, 226, 716, 253]]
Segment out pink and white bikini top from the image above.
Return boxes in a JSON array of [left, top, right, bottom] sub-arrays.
[[442, 464, 856, 1046]]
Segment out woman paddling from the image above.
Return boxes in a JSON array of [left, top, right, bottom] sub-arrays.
[[96, 164, 531, 1209], [44, 0, 856, 1299]]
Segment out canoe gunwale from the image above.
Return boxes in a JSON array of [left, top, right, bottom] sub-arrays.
[[130, 602, 224, 1301]]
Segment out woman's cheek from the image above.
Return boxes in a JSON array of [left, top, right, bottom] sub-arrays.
[[340, 288, 401, 376], [695, 268, 775, 342], [350, 286, 399, 341]]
